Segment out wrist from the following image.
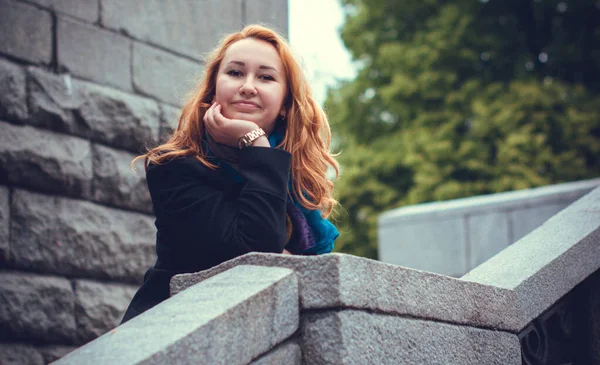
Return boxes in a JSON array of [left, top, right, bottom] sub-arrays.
[[250, 135, 270, 147]]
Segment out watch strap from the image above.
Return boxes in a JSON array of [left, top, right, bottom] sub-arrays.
[[237, 128, 266, 149]]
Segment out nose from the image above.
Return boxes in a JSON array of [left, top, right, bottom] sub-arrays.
[[240, 76, 257, 96]]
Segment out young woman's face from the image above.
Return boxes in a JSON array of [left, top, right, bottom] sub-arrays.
[[215, 38, 287, 135]]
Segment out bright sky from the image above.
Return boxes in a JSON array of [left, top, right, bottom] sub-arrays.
[[288, 0, 357, 106]]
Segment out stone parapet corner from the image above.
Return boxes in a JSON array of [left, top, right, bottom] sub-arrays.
[[53, 265, 299, 365], [172, 252, 523, 333]]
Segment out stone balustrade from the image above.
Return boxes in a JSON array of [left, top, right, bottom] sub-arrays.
[[379, 178, 600, 277], [51, 185, 600, 364]]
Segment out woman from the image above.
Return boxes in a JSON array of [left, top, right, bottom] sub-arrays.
[[121, 25, 339, 323]]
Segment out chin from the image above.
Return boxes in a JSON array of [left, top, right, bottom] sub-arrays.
[[227, 110, 262, 123]]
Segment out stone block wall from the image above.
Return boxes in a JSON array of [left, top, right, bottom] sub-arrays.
[[0, 0, 288, 363]]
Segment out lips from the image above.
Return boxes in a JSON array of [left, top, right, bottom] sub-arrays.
[[232, 101, 260, 109]]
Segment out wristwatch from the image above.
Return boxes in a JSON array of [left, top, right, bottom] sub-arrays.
[[238, 128, 266, 149]]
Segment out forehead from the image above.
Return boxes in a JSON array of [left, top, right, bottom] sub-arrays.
[[222, 38, 283, 70]]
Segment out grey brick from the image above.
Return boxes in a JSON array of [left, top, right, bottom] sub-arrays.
[[243, 0, 288, 37], [53, 265, 298, 365], [132, 42, 201, 106], [0, 186, 8, 262], [10, 189, 156, 283], [0, 0, 52, 64], [74, 279, 137, 344], [27, 0, 99, 23], [92, 144, 152, 213], [36, 345, 76, 364], [0, 59, 28, 122], [301, 310, 520, 365], [27, 66, 79, 134], [159, 103, 181, 141], [58, 17, 132, 91], [102, 0, 243, 60], [0, 344, 44, 365], [0, 121, 93, 198], [73, 79, 160, 152], [0, 272, 76, 344], [26, 69, 160, 151]]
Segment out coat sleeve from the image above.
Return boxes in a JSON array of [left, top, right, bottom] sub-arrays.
[[147, 147, 291, 267]]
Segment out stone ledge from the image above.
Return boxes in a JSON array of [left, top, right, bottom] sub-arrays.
[[379, 178, 600, 225], [10, 189, 155, 284], [171, 253, 522, 332], [463, 186, 600, 328], [54, 265, 299, 365], [301, 310, 520, 365], [249, 340, 301, 365]]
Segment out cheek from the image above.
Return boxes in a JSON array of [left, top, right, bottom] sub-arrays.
[[262, 85, 286, 108], [214, 78, 235, 103]]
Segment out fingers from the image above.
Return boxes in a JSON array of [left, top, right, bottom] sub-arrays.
[[213, 104, 228, 126], [205, 103, 227, 127], [204, 103, 218, 133]]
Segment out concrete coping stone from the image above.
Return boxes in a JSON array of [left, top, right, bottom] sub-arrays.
[[53, 265, 299, 365], [172, 253, 523, 333], [379, 178, 600, 225], [462, 185, 600, 327]]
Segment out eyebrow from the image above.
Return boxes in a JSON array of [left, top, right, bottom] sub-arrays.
[[227, 60, 279, 73]]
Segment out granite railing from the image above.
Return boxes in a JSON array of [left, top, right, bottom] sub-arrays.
[[379, 178, 600, 277], [53, 186, 600, 364]]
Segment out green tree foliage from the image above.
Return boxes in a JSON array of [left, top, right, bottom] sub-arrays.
[[327, 0, 600, 258]]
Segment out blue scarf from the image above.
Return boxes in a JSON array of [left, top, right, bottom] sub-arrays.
[[208, 130, 338, 255]]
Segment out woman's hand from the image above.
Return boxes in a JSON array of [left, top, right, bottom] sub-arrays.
[[282, 249, 292, 255], [204, 103, 267, 148]]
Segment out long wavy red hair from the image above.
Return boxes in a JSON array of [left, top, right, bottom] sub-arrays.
[[135, 24, 339, 217]]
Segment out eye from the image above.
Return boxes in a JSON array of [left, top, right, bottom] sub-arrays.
[[259, 74, 275, 81], [227, 70, 242, 77]]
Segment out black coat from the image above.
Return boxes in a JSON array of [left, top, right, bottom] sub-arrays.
[[121, 147, 291, 323]]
